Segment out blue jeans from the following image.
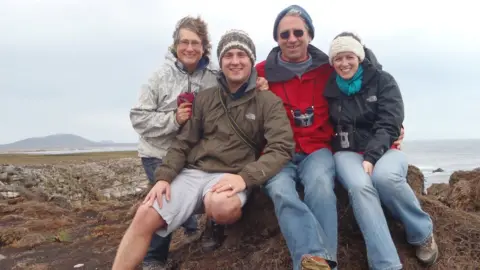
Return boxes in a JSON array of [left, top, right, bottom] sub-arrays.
[[140, 157, 198, 263], [263, 148, 337, 270], [334, 150, 433, 270]]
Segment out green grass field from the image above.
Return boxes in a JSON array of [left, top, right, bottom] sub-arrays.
[[0, 151, 138, 165]]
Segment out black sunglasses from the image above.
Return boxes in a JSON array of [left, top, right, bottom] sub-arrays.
[[279, 29, 304, 40]]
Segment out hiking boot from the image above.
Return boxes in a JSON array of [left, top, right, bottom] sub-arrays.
[[168, 228, 202, 251], [182, 228, 202, 245], [301, 255, 331, 270], [415, 234, 439, 266], [142, 260, 166, 270], [200, 219, 225, 252]]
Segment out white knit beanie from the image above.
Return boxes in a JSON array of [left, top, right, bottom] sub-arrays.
[[328, 35, 365, 65]]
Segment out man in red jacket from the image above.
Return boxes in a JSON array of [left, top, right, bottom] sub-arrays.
[[255, 5, 337, 270], [256, 5, 406, 270]]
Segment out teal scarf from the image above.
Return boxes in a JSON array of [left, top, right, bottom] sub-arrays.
[[336, 65, 364, 96]]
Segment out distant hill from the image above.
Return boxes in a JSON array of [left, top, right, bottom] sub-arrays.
[[0, 134, 136, 152]]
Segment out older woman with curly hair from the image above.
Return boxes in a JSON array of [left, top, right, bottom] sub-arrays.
[[130, 16, 220, 270]]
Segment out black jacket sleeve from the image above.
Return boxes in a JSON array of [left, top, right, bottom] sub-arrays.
[[364, 71, 404, 165]]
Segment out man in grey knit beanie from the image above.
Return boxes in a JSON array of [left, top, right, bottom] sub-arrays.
[[217, 29, 256, 65], [112, 29, 295, 270], [215, 30, 258, 99]]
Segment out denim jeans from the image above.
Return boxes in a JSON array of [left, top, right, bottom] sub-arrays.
[[263, 148, 337, 270], [140, 157, 198, 263], [334, 149, 433, 270]]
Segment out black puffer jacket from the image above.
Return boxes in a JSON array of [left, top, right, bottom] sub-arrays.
[[324, 48, 404, 165]]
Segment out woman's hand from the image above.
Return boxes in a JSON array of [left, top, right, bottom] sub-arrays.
[[256, 77, 269, 91], [393, 127, 405, 150], [363, 161, 374, 176]]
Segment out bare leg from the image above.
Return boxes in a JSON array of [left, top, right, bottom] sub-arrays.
[[112, 204, 166, 270]]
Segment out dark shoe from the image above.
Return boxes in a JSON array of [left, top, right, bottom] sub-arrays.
[[200, 219, 225, 252], [301, 255, 331, 270], [415, 234, 439, 266], [167, 228, 201, 252], [182, 228, 202, 246], [184, 228, 198, 237]]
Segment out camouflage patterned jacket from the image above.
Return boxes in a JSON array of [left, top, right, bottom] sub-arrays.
[[130, 50, 218, 159]]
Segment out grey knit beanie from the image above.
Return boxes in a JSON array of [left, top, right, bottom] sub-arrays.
[[217, 29, 256, 64]]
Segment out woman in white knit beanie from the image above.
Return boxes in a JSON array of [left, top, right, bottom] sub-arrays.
[[324, 32, 439, 269]]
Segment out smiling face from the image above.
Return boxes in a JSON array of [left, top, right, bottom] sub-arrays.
[[221, 48, 252, 89], [333, 52, 360, 80], [175, 28, 204, 71], [276, 15, 311, 62]]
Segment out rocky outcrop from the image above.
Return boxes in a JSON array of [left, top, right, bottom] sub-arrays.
[[406, 165, 425, 194], [1, 159, 479, 270], [428, 168, 480, 213], [0, 158, 150, 269], [0, 158, 149, 204], [426, 183, 449, 201], [449, 169, 480, 186]]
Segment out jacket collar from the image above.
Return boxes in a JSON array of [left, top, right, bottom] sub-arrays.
[[217, 68, 258, 101]]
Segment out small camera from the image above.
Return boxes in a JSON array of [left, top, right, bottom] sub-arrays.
[[334, 125, 356, 150]]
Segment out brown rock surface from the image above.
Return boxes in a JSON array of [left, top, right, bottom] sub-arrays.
[[1, 156, 479, 270], [428, 168, 480, 213], [406, 164, 425, 195], [166, 168, 480, 270], [449, 169, 480, 186]]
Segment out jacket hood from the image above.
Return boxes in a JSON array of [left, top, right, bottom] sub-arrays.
[[357, 46, 385, 87], [264, 44, 330, 82], [363, 46, 383, 71]]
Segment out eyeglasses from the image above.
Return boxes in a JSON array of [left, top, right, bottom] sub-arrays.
[[279, 29, 304, 40], [178, 39, 202, 49]]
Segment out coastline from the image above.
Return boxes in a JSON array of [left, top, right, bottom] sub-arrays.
[[2, 146, 476, 187], [0, 150, 138, 165]]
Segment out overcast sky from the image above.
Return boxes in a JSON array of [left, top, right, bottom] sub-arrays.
[[1, 0, 478, 144]]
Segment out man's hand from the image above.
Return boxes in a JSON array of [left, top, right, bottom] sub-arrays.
[[175, 102, 192, 125], [362, 161, 373, 176], [210, 174, 246, 197], [256, 76, 269, 91], [143, 180, 171, 208], [393, 127, 405, 150]]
